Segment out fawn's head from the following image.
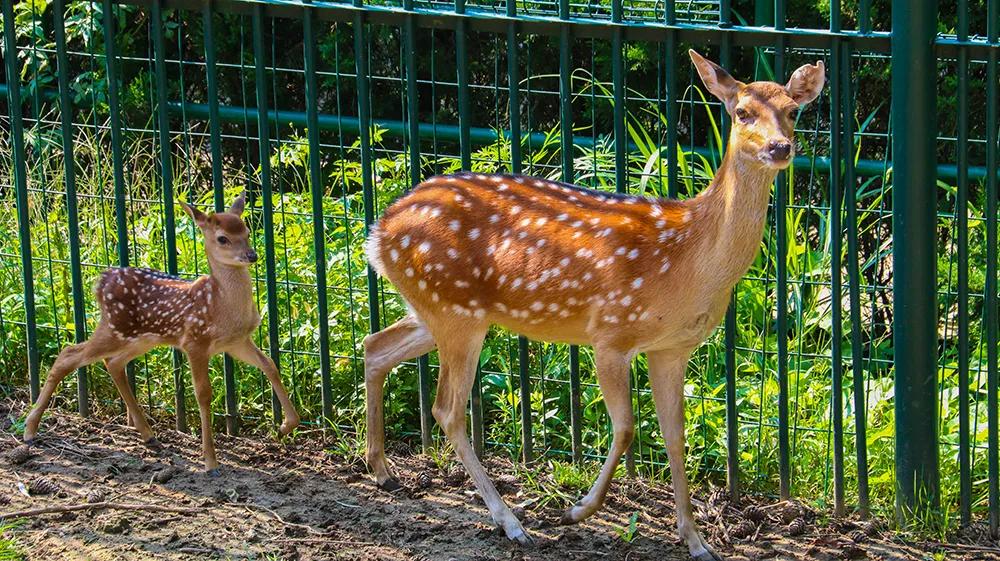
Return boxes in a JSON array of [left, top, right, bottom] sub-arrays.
[[181, 193, 258, 267], [689, 50, 824, 170]]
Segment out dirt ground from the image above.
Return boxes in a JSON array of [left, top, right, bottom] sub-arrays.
[[1, 398, 998, 561]]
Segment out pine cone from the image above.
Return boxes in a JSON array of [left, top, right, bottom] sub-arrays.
[[787, 517, 807, 536], [729, 519, 757, 540], [860, 520, 880, 536], [708, 487, 730, 507], [848, 529, 868, 544], [29, 476, 61, 496], [416, 471, 434, 490], [7, 445, 32, 465], [86, 489, 106, 504], [0, 494, 10, 506], [743, 504, 767, 523], [780, 501, 805, 523]]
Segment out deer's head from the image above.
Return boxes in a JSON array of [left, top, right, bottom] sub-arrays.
[[689, 49, 825, 170], [181, 193, 258, 267]]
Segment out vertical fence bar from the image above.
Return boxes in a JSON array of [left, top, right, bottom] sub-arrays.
[[719, 0, 739, 502], [986, 0, 999, 535], [53, 0, 88, 415], [203, 1, 234, 435], [303, 0, 334, 425], [773, 0, 791, 502], [252, 4, 282, 424], [102, 0, 133, 393], [955, 0, 971, 526], [664, 1, 678, 199], [610, 0, 634, 477], [507, 1, 534, 464], [403, 0, 433, 449], [830, 0, 846, 518], [558, 0, 582, 465], [891, 0, 940, 523], [154, 0, 192, 433], [2, 0, 40, 403], [354, 2, 380, 337], [453, 0, 483, 458], [842, 38, 869, 518]]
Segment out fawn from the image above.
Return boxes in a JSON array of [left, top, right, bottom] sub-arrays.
[[363, 50, 824, 560], [22, 193, 300, 475]]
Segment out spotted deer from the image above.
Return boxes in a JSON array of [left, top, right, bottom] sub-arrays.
[[22, 193, 300, 475], [363, 50, 824, 560]]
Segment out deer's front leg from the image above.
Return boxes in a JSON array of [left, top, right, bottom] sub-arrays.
[[227, 339, 299, 437], [648, 350, 721, 561], [561, 347, 633, 524], [186, 346, 219, 475]]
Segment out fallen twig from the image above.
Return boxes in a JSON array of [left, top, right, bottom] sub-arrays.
[[236, 503, 329, 536], [930, 542, 1000, 555], [0, 501, 205, 519]]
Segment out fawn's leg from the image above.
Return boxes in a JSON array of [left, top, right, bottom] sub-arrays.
[[431, 323, 531, 545], [24, 330, 117, 442], [185, 345, 219, 474], [103, 341, 158, 445], [363, 314, 436, 489], [648, 349, 721, 561], [226, 339, 300, 436], [561, 346, 634, 525]]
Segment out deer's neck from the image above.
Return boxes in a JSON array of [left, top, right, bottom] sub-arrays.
[[692, 148, 777, 289], [206, 258, 255, 310]]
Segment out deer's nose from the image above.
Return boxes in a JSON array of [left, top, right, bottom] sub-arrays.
[[246, 250, 258, 263], [768, 140, 792, 161]]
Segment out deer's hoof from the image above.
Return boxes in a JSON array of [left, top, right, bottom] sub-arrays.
[[206, 468, 222, 478], [144, 438, 164, 452], [558, 502, 585, 525], [278, 419, 299, 438], [378, 477, 404, 493], [692, 549, 725, 561], [507, 527, 535, 546], [22, 436, 36, 447]]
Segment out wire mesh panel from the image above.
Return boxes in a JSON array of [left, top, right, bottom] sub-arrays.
[[1, 0, 998, 528]]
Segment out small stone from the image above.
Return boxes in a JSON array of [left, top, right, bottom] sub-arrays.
[[7, 445, 32, 465], [97, 515, 131, 535], [153, 467, 177, 484]]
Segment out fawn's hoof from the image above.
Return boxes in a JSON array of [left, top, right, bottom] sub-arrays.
[[559, 502, 585, 525], [278, 419, 299, 438], [206, 468, 222, 478], [506, 526, 535, 546], [692, 551, 724, 561], [378, 478, 404, 492], [144, 438, 164, 452]]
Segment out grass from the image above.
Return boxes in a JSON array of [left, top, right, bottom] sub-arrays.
[[0, 523, 24, 561]]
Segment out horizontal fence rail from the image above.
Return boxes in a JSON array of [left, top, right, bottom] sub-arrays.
[[1, 0, 999, 529]]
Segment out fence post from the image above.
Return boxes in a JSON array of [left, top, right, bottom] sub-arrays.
[[891, 0, 940, 523]]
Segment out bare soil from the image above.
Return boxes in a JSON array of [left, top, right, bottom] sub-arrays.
[[1, 398, 997, 561]]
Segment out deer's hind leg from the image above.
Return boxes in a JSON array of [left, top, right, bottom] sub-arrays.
[[362, 314, 436, 489], [24, 328, 120, 442]]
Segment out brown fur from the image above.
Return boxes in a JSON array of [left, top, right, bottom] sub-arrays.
[[363, 51, 824, 560], [24, 193, 300, 473]]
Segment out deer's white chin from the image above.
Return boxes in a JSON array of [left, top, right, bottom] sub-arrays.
[[759, 154, 793, 170]]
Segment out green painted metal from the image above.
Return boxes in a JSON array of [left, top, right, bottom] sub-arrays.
[[891, 0, 940, 523], [52, 0, 89, 416], [2, 0, 40, 403], [829, 0, 845, 518], [402, 0, 433, 449], [303, 0, 334, 425], [987, 0, 999, 536], [202, 1, 235, 436], [252, 4, 283, 425], [955, 0, 971, 527]]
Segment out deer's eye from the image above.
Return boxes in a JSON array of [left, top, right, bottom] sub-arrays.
[[217, 236, 229, 245], [735, 108, 753, 124], [787, 109, 799, 121]]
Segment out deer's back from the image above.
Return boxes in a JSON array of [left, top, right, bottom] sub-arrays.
[[96, 267, 214, 344]]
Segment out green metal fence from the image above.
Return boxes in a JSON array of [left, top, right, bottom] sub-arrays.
[[1, 0, 998, 528]]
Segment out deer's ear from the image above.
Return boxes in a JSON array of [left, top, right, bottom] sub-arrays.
[[228, 191, 247, 216], [689, 49, 743, 113], [181, 201, 209, 227], [785, 60, 825, 106]]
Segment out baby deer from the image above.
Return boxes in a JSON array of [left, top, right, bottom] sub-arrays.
[[23, 193, 300, 475], [364, 51, 823, 560]]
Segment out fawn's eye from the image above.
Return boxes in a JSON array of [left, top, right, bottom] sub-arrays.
[[735, 108, 753, 123], [217, 236, 229, 245], [787, 109, 799, 121]]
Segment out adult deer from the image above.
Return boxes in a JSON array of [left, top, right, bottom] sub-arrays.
[[364, 50, 824, 560], [22, 193, 300, 475]]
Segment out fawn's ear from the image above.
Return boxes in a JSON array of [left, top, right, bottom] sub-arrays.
[[181, 201, 209, 228], [785, 60, 825, 106], [689, 49, 743, 113], [228, 191, 247, 216]]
